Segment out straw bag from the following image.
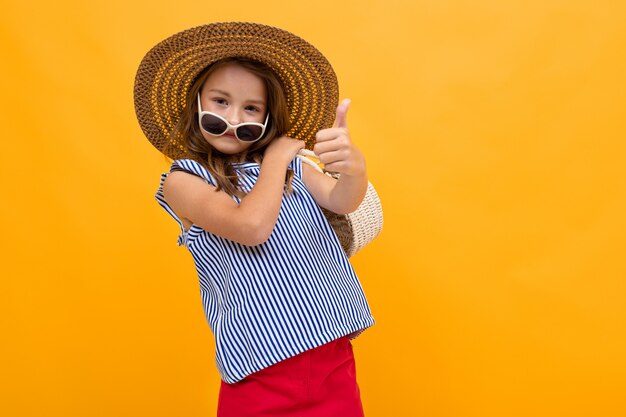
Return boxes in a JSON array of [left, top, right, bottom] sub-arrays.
[[297, 150, 383, 258]]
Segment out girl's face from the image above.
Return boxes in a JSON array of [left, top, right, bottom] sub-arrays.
[[198, 62, 268, 155]]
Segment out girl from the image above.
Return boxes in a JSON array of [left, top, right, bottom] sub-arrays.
[[134, 22, 375, 417]]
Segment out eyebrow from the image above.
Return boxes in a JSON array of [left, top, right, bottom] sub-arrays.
[[207, 88, 266, 106]]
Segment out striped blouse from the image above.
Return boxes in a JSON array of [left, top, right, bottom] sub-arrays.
[[155, 157, 374, 383]]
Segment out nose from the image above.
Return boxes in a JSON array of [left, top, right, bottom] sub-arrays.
[[224, 108, 242, 126]]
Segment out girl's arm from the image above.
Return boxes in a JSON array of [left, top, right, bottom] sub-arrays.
[[162, 136, 305, 246], [302, 99, 368, 214]]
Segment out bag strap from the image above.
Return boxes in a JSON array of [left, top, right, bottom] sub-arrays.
[[296, 149, 332, 175], [297, 150, 383, 258]]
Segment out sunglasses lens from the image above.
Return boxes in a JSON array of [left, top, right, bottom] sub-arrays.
[[200, 114, 227, 135], [236, 125, 263, 142]]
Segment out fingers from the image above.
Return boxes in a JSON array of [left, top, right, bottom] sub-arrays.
[[313, 132, 350, 155], [318, 146, 348, 163], [319, 149, 363, 176], [266, 136, 305, 164], [333, 98, 351, 129], [311, 99, 357, 174], [316, 98, 351, 144], [283, 136, 306, 153]]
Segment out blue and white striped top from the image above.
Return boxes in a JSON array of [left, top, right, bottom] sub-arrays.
[[155, 157, 374, 383]]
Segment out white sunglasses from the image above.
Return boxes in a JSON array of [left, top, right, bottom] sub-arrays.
[[197, 93, 269, 142]]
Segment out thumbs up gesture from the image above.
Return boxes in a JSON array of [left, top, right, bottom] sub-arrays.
[[313, 98, 366, 177]]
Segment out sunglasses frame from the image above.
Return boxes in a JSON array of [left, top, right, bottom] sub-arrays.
[[197, 93, 269, 143]]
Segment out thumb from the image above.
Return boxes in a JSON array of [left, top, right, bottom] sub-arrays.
[[333, 98, 351, 128]]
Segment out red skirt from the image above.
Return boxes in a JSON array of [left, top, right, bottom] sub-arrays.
[[217, 336, 365, 417]]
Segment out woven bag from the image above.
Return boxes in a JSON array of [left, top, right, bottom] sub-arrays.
[[297, 150, 383, 258]]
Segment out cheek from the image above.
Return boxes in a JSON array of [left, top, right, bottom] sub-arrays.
[[199, 130, 211, 142], [243, 111, 265, 124], [203, 103, 225, 115]]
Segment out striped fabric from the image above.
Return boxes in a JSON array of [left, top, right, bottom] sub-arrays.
[[155, 157, 374, 383]]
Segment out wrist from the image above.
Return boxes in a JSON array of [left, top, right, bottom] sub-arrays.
[[344, 153, 367, 178], [262, 153, 291, 171]]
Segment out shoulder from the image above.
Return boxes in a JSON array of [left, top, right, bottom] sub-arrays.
[[163, 169, 215, 201], [160, 166, 219, 232], [162, 160, 219, 213]]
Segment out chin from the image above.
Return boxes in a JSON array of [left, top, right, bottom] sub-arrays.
[[210, 140, 251, 155]]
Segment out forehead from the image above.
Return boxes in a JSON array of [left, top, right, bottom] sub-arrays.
[[203, 63, 266, 92]]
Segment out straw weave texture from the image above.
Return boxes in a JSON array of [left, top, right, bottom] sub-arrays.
[[134, 22, 339, 158], [322, 182, 383, 258]]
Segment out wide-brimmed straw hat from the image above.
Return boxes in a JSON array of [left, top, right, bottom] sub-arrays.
[[134, 22, 339, 159]]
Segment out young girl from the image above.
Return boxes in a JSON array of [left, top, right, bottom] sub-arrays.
[[134, 22, 375, 417]]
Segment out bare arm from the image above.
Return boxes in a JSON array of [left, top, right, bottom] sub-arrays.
[[162, 136, 305, 246]]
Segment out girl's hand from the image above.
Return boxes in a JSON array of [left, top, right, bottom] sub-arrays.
[[302, 99, 368, 214], [313, 99, 365, 177], [264, 135, 306, 168]]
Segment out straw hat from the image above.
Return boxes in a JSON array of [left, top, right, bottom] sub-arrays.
[[134, 22, 339, 159]]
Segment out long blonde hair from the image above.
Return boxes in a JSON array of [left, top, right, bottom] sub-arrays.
[[166, 57, 293, 198]]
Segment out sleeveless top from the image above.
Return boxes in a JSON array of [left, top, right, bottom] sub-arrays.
[[155, 157, 375, 383]]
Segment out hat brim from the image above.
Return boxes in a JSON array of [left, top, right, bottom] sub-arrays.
[[134, 22, 339, 159]]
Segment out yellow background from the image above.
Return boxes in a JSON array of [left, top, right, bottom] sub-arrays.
[[2, 0, 625, 416]]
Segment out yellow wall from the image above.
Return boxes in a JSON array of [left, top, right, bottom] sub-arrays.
[[2, 1, 626, 416]]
